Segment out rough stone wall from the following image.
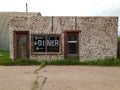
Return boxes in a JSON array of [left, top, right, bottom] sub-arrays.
[[76, 17, 118, 61], [9, 16, 118, 61]]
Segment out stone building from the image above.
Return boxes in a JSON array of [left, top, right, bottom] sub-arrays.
[[9, 16, 118, 61]]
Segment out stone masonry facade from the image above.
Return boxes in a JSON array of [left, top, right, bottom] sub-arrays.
[[9, 16, 118, 61]]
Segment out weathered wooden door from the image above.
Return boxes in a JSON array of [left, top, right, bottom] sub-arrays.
[[64, 32, 79, 59], [14, 31, 29, 59]]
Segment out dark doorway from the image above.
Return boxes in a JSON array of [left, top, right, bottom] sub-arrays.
[[14, 31, 29, 59], [64, 32, 79, 59]]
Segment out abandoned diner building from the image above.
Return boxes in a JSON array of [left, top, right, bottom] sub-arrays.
[[9, 16, 118, 61]]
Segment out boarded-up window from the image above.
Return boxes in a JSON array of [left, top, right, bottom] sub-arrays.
[[32, 35, 60, 53]]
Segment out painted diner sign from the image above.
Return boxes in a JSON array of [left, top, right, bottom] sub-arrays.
[[32, 35, 59, 52]]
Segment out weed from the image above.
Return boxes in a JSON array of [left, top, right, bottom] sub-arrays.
[[1, 50, 120, 66]]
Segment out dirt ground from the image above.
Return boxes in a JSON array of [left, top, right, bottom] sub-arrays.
[[0, 66, 120, 90]]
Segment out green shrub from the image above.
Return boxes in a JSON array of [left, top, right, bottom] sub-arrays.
[[13, 58, 42, 65], [0, 50, 11, 65], [118, 36, 120, 41], [80, 58, 120, 66], [1, 58, 42, 66], [47, 59, 80, 65], [40, 60, 46, 68], [1, 50, 120, 66]]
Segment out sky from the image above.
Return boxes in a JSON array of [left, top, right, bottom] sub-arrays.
[[0, 0, 120, 35]]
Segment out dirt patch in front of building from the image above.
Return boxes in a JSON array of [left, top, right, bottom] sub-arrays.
[[0, 66, 120, 90]]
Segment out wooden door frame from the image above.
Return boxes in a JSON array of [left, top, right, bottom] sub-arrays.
[[64, 31, 80, 59], [14, 31, 29, 59]]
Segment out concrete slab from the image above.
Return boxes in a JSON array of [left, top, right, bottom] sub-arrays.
[[0, 66, 120, 90]]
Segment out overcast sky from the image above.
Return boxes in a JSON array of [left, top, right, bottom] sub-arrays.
[[0, 0, 120, 35]]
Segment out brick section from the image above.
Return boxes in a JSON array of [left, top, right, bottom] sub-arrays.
[[9, 16, 118, 61]]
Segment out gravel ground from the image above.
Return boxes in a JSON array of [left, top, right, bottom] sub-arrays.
[[0, 66, 120, 90]]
